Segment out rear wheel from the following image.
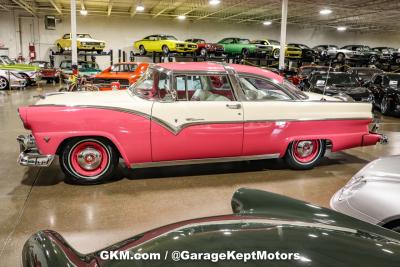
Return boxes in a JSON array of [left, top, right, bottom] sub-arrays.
[[336, 53, 345, 63], [57, 44, 64, 53], [162, 45, 170, 55], [0, 76, 8, 90], [273, 48, 280, 59], [241, 48, 249, 57], [285, 139, 325, 170], [60, 137, 119, 184], [369, 55, 378, 65]]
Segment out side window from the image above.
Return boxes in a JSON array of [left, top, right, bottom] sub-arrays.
[[63, 34, 70, 39], [174, 75, 234, 101], [240, 76, 292, 101], [221, 38, 233, 44]]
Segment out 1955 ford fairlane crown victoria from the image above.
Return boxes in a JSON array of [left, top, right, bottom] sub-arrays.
[[17, 62, 387, 184]]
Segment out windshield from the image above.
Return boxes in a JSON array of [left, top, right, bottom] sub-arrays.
[[356, 69, 382, 80], [269, 40, 280, 45], [161, 35, 178, 40], [282, 80, 308, 99], [77, 34, 92, 38], [0, 55, 14, 64], [386, 74, 400, 88], [239, 39, 250, 44], [311, 73, 359, 86], [79, 62, 99, 70], [130, 68, 171, 100], [111, 64, 137, 72]]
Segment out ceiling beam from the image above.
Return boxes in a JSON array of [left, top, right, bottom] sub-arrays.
[[80, 0, 85, 11], [11, 0, 35, 15], [48, 0, 62, 14], [107, 0, 113, 16], [153, 7, 169, 18], [196, 0, 250, 21], [0, 4, 10, 11]]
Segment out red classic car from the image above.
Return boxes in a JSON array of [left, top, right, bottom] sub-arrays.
[[29, 61, 60, 83], [93, 62, 149, 91], [185, 38, 224, 56], [17, 62, 386, 184]]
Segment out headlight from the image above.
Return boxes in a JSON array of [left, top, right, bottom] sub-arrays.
[[339, 176, 367, 201]]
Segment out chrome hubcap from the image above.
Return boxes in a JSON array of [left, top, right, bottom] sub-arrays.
[[77, 147, 102, 170], [0, 78, 7, 89], [296, 141, 314, 157], [274, 50, 279, 58]]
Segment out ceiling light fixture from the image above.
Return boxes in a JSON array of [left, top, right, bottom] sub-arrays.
[[136, 4, 145, 12], [177, 15, 186, 20], [80, 9, 88, 15], [209, 0, 221, 5], [337, 26, 347, 31], [263, 21, 272, 26], [319, 9, 332, 15]]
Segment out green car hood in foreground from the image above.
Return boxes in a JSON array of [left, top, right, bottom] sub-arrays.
[[23, 188, 400, 266]]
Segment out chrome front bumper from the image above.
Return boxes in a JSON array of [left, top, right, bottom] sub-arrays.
[[17, 134, 54, 167]]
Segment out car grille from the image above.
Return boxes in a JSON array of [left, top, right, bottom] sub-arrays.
[[84, 42, 101, 46], [287, 47, 301, 52], [93, 78, 130, 86]]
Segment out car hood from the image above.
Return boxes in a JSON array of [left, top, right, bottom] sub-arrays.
[[355, 155, 400, 181], [315, 85, 369, 94], [77, 37, 104, 43], [35, 90, 141, 107], [0, 63, 38, 71]]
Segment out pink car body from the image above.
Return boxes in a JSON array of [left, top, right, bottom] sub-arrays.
[[17, 62, 386, 184]]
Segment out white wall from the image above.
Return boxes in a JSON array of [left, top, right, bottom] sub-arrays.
[[1, 12, 400, 69]]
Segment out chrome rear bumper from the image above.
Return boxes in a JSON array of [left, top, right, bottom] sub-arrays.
[[17, 134, 54, 167], [370, 123, 388, 145]]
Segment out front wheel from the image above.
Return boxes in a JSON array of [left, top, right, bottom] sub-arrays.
[[162, 45, 170, 55], [139, 45, 146, 56], [285, 139, 325, 170], [60, 137, 119, 184], [273, 49, 280, 59], [0, 76, 9, 90]]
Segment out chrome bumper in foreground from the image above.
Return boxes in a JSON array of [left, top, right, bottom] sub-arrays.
[[17, 134, 54, 167], [370, 123, 388, 145]]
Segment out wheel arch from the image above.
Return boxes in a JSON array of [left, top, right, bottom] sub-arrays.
[[379, 216, 400, 229], [55, 134, 128, 166]]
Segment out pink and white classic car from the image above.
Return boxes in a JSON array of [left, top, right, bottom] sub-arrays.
[[17, 62, 387, 184]]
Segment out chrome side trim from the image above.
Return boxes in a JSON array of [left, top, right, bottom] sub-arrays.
[[31, 104, 372, 135], [130, 153, 280, 168]]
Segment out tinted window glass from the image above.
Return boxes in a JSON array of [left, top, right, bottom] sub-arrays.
[[240, 76, 291, 101]]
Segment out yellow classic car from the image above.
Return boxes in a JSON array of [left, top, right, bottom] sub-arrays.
[[55, 33, 106, 54], [134, 34, 198, 55], [252, 39, 302, 60]]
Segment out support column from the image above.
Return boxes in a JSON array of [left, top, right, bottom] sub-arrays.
[[70, 0, 77, 65], [279, 0, 288, 70]]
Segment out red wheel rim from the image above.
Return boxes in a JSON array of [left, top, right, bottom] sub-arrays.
[[70, 141, 109, 177], [292, 140, 320, 163]]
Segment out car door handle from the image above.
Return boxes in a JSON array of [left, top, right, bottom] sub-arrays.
[[226, 103, 242, 109], [185, 118, 204, 122]]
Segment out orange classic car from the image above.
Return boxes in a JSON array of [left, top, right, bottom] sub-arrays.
[[93, 62, 149, 91]]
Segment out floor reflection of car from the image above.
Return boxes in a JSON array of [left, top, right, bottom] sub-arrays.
[[16, 62, 385, 184], [331, 155, 400, 233], [307, 71, 373, 102], [93, 62, 149, 91], [23, 188, 400, 266]]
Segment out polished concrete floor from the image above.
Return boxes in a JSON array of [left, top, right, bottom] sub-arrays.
[[1, 84, 400, 266]]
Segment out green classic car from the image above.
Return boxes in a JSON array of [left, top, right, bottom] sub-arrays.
[[218, 37, 271, 58], [22, 188, 400, 266], [59, 60, 101, 80], [0, 55, 40, 85]]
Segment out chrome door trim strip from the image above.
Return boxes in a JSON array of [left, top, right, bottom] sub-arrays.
[[31, 104, 372, 135], [130, 153, 280, 168]]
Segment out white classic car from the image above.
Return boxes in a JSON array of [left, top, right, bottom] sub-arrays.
[[16, 62, 386, 184], [0, 69, 27, 90]]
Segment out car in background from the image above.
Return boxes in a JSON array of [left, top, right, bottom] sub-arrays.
[[16, 62, 384, 184], [252, 39, 302, 59], [55, 33, 106, 53], [340, 45, 380, 65], [312, 44, 339, 61], [347, 67, 383, 84], [368, 72, 400, 115], [218, 37, 271, 58], [307, 71, 373, 102], [23, 188, 400, 266], [30, 60, 60, 83], [134, 34, 197, 55], [0, 55, 40, 85], [59, 60, 101, 81], [331, 155, 400, 233], [287, 43, 317, 62], [93, 62, 149, 91], [291, 65, 331, 89], [0, 69, 26, 90], [372, 47, 396, 64], [185, 38, 224, 56]]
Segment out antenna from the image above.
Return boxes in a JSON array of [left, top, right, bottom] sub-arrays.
[[322, 59, 332, 100]]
